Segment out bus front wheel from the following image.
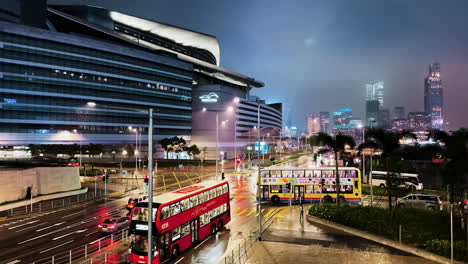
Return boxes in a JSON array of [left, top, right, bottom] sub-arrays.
[[271, 195, 280, 204], [211, 224, 217, 234]]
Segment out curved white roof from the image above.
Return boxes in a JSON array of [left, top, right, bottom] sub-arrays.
[[110, 11, 220, 66]]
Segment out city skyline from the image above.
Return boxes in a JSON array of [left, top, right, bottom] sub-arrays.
[[49, 0, 468, 132]]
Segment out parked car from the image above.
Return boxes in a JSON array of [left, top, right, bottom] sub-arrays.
[[397, 194, 442, 210], [98, 216, 129, 233]]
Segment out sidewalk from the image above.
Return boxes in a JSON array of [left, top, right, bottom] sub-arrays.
[[245, 206, 438, 264]]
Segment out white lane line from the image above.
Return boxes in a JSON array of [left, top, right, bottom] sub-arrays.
[[174, 257, 184, 264], [8, 220, 40, 230], [39, 240, 73, 254], [36, 222, 65, 232], [53, 228, 87, 240], [61, 210, 85, 218], [85, 230, 99, 236], [6, 260, 21, 264], [15, 222, 48, 232], [194, 235, 211, 249]]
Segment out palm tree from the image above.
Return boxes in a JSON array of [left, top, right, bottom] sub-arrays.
[[430, 129, 468, 203], [362, 128, 415, 210], [316, 132, 355, 205]]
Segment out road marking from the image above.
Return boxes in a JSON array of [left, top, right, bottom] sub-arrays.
[[184, 172, 194, 184], [172, 172, 182, 189], [61, 210, 85, 218], [232, 208, 240, 213], [53, 228, 87, 240], [237, 208, 248, 216], [86, 230, 99, 236], [36, 222, 65, 232], [39, 240, 73, 254], [8, 220, 40, 230], [162, 173, 167, 191], [245, 209, 256, 216], [15, 222, 48, 232], [194, 235, 211, 249], [6, 260, 21, 264], [174, 257, 185, 264], [255, 209, 265, 217], [264, 209, 275, 218]]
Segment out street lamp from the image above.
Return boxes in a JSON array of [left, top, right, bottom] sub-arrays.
[[72, 129, 82, 167], [201, 106, 234, 180], [86, 101, 155, 262], [358, 124, 366, 185]]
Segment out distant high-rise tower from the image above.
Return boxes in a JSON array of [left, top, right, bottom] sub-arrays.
[[393, 106, 405, 120], [319, 112, 331, 134], [306, 114, 320, 134], [366, 82, 384, 107], [366, 100, 380, 127], [424, 62, 444, 130]]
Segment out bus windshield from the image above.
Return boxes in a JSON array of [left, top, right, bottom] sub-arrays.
[[132, 207, 157, 222]]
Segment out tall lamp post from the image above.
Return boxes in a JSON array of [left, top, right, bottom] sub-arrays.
[[202, 105, 234, 180], [233, 97, 240, 172], [87, 102, 155, 262], [73, 129, 82, 167]]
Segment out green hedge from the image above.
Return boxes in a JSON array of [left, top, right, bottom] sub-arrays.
[[308, 204, 466, 261], [425, 239, 466, 260]]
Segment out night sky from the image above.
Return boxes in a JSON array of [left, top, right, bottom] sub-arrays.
[[50, 0, 468, 131]]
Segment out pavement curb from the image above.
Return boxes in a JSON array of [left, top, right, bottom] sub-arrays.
[[306, 214, 463, 264]]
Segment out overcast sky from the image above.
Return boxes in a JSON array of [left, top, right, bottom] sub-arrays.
[[50, 0, 468, 131]]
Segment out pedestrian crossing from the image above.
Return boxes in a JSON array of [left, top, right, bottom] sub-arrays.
[[231, 207, 282, 218]]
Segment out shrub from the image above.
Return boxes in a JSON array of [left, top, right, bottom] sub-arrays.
[[425, 239, 466, 261], [308, 204, 465, 260]]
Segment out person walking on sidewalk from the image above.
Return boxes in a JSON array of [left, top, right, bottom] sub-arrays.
[[300, 200, 304, 222]]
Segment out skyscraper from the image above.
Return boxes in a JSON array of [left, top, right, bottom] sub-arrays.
[[319, 112, 331, 134], [366, 100, 380, 127], [306, 114, 320, 134], [393, 106, 405, 120], [366, 82, 384, 107], [379, 109, 391, 129], [424, 62, 444, 130]]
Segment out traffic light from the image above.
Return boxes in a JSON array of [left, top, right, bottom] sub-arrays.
[[221, 172, 225, 180], [144, 175, 149, 185], [102, 173, 110, 182], [236, 156, 241, 163]]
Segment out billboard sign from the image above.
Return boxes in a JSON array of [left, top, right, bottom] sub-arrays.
[[254, 142, 268, 154]]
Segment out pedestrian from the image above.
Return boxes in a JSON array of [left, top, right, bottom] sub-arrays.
[[300, 200, 304, 222]]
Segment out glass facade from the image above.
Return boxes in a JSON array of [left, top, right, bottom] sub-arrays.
[[0, 30, 193, 142]]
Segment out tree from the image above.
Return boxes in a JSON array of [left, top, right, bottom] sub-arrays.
[[159, 137, 187, 159], [184, 145, 201, 158], [316, 132, 355, 205], [362, 128, 415, 210], [430, 129, 468, 203]]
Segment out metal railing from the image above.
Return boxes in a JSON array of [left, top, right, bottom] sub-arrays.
[[219, 208, 279, 264], [0, 191, 105, 218], [32, 229, 130, 264]]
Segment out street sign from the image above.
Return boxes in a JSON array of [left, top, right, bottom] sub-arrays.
[[121, 170, 127, 175], [94, 176, 97, 181]]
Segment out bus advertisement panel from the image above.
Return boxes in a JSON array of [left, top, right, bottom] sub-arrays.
[[129, 181, 230, 264], [257, 167, 362, 204]]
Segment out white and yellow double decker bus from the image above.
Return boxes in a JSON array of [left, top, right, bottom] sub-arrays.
[[257, 167, 362, 204]]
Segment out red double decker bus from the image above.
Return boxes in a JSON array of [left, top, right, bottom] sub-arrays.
[[129, 180, 230, 264]]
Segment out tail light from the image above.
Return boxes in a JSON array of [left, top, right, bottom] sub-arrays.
[[109, 224, 115, 229], [98, 224, 103, 228]]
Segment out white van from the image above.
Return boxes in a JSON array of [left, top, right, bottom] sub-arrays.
[[369, 171, 423, 190]]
